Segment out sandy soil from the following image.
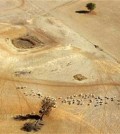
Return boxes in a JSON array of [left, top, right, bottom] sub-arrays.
[[0, 0, 120, 134], [51, 0, 120, 62]]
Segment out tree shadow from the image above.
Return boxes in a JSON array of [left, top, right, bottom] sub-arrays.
[[14, 114, 44, 132], [13, 114, 42, 121], [21, 120, 44, 132], [75, 10, 89, 14]]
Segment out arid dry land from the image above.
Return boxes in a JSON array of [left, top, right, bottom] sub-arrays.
[[0, 0, 120, 134]]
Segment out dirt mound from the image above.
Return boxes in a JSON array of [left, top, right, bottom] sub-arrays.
[[12, 35, 44, 49], [73, 74, 87, 81]]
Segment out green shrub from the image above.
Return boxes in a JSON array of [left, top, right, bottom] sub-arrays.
[[86, 3, 96, 12]]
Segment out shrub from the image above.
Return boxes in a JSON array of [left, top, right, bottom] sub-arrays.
[[86, 3, 96, 12]]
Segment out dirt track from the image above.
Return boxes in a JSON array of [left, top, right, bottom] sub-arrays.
[[0, 0, 25, 12]]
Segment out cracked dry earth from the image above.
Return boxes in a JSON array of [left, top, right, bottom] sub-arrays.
[[0, 0, 120, 134]]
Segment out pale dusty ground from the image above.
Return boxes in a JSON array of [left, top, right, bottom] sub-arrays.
[[0, 0, 120, 134]]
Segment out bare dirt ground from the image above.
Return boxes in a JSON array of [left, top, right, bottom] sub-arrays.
[[0, 0, 120, 134]]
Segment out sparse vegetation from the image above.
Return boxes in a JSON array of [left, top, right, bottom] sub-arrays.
[[39, 97, 56, 120], [14, 97, 56, 132], [21, 120, 44, 132], [86, 3, 96, 12]]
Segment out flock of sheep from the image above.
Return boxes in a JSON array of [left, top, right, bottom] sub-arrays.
[[61, 94, 120, 107], [17, 86, 120, 108]]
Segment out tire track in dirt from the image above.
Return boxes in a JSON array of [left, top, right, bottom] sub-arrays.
[[95, 61, 120, 134], [56, 108, 100, 134], [96, 65, 110, 134], [0, 79, 33, 116], [14, 84, 33, 114], [0, 0, 25, 13], [0, 61, 13, 119], [10, 74, 33, 114], [0, 80, 6, 118], [0, 56, 32, 117], [51, 0, 78, 11], [0, 76, 120, 88]]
